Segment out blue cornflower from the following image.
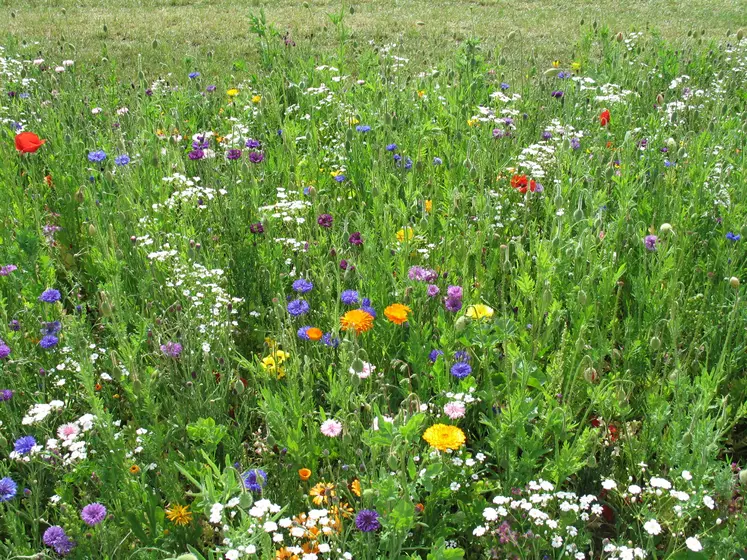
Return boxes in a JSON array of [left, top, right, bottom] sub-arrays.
[[386, 143, 398, 152], [454, 350, 471, 362], [450, 362, 472, 379], [334, 174, 346, 182], [114, 154, 130, 166], [360, 297, 377, 318], [189, 72, 200, 79], [39, 335, 59, 349], [41, 321, 62, 335], [664, 160, 672, 167], [39, 289, 61, 303], [341, 290, 360, 305], [726, 232, 741, 242], [429, 349, 444, 363], [19, 93, 30, 99], [297, 326, 311, 340], [500, 82, 510, 90], [322, 332, 340, 348], [14, 435, 37, 455], [287, 299, 310, 317], [356, 125, 371, 132], [404, 157, 413, 170], [433, 157, 443, 165], [557, 71, 570, 79], [292, 278, 313, 293], [570, 137, 581, 150], [88, 150, 107, 162], [242, 469, 267, 492], [0, 477, 17, 502]]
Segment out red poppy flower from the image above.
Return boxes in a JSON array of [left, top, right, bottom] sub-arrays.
[[510, 174, 529, 194], [45, 174, 54, 187], [15, 132, 46, 153], [600, 109, 610, 127]]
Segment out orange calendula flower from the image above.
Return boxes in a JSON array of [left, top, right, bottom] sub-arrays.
[[306, 327, 323, 341], [309, 482, 336, 506], [129, 464, 141, 474], [425, 200, 432, 213], [384, 303, 412, 325], [165, 503, 193, 526], [349, 479, 361, 497], [298, 468, 312, 481], [340, 309, 374, 334]]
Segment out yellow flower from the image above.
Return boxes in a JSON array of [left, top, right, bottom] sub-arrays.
[[261, 350, 289, 379], [165, 504, 193, 526], [425, 200, 432, 213], [348, 116, 360, 125], [252, 94, 262, 104], [384, 303, 412, 325], [417, 90, 425, 98], [226, 88, 239, 97], [465, 304, 494, 320], [340, 309, 374, 335], [467, 118, 480, 127], [552, 60, 560, 68], [396, 227, 414, 243], [571, 61, 581, 73], [349, 479, 361, 497], [309, 482, 336, 505], [423, 424, 466, 452]]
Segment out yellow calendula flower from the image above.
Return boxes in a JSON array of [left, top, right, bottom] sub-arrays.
[[165, 504, 193, 526], [552, 60, 560, 68], [465, 304, 494, 320], [251, 94, 262, 104], [423, 424, 466, 452], [226, 88, 239, 97], [396, 227, 414, 243]]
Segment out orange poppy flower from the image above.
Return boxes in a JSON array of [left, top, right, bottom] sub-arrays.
[[298, 468, 312, 481], [15, 132, 46, 153], [340, 309, 374, 334], [306, 328, 323, 341], [384, 303, 411, 325]]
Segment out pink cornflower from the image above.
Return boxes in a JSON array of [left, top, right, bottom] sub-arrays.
[[320, 419, 342, 437], [444, 401, 466, 419], [57, 423, 80, 441]]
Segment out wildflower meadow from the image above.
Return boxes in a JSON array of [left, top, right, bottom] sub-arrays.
[[1, 10, 747, 560]]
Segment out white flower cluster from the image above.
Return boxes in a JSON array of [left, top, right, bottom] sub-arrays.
[[154, 173, 227, 212], [259, 188, 311, 224], [22, 400, 65, 425]]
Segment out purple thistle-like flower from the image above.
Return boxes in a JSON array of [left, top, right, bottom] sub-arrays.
[[429, 349, 444, 362], [248, 151, 264, 163], [188, 149, 204, 160], [250, 222, 264, 234], [9, 319, 20, 331], [206, 85, 217, 92], [341, 290, 360, 305], [160, 341, 183, 357], [426, 284, 440, 298], [14, 435, 36, 454], [0, 477, 17, 502], [226, 149, 242, 160], [355, 509, 381, 532], [287, 299, 310, 317], [242, 469, 267, 492], [446, 286, 463, 300], [292, 279, 313, 293], [492, 128, 506, 139], [0, 264, 17, 276], [339, 259, 349, 270], [317, 214, 334, 228], [644, 235, 658, 251], [43, 525, 75, 555], [81, 503, 107, 526], [348, 232, 363, 246], [114, 154, 130, 166], [42, 321, 62, 335], [445, 297, 463, 312], [39, 289, 61, 303], [541, 131, 553, 140], [0, 389, 13, 402], [570, 137, 581, 150], [39, 335, 59, 349], [450, 362, 472, 379], [0, 344, 10, 359], [454, 350, 471, 362], [246, 138, 261, 149], [551, 90, 564, 98]]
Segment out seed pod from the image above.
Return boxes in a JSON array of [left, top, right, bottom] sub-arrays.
[[573, 208, 584, 221], [656, 92, 664, 105], [507, 30, 517, 42], [554, 193, 564, 208], [739, 469, 747, 485], [729, 277, 740, 288], [616, 32, 623, 42], [74, 187, 85, 203], [88, 223, 96, 237], [649, 336, 661, 351]]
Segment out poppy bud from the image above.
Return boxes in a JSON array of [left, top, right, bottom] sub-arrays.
[[507, 30, 517, 42], [584, 367, 598, 383], [577, 290, 587, 306], [74, 187, 85, 203], [649, 336, 661, 351], [616, 32, 623, 42], [656, 93, 664, 105], [659, 223, 672, 233], [88, 223, 96, 237], [573, 208, 584, 221], [554, 193, 564, 208], [454, 316, 469, 332], [737, 28, 744, 40], [739, 469, 747, 486], [729, 277, 740, 288], [666, 137, 677, 151]]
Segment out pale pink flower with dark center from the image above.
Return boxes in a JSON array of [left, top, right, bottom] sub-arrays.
[[320, 419, 342, 437], [57, 423, 80, 441], [444, 401, 466, 419]]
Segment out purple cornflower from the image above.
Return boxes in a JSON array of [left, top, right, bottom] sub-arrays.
[[42, 321, 62, 335], [551, 90, 564, 98], [188, 149, 204, 160], [664, 160, 673, 167], [81, 503, 107, 526], [39, 288, 61, 303], [433, 157, 443, 165], [0, 264, 17, 276], [541, 131, 553, 140], [558, 71, 570, 79], [292, 279, 313, 294], [246, 138, 261, 149], [43, 526, 74, 555], [39, 335, 59, 349], [0, 389, 13, 401], [9, 319, 20, 331], [340, 259, 354, 271], [287, 299, 310, 316], [454, 350, 471, 362], [88, 150, 106, 162], [570, 137, 581, 150], [356, 125, 371, 132], [322, 332, 340, 348], [426, 284, 440, 297], [408, 266, 438, 283], [248, 151, 264, 163], [726, 232, 741, 242], [638, 138, 648, 149], [360, 297, 377, 318], [242, 469, 267, 492], [0, 477, 17, 502], [446, 286, 463, 300], [317, 214, 334, 228], [188, 72, 200, 79], [445, 298, 463, 312], [450, 362, 472, 379], [404, 157, 413, 170], [644, 235, 658, 251], [386, 143, 398, 152], [114, 154, 130, 166], [14, 435, 37, 455], [206, 85, 217, 92], [333, 174, 346, 182], [341, 290, 360, 305], [160, 341, 183, 357], [226, 149, 242, 160], [297, 326, 311, 340], [349, 232, 363, 246], [429, 349, 444, 362], [492, 128, 506, 139], [250, 222, 264, 234], [355, 509, 381, 532], [500, 82, 510, 90], [0, 343, 10, 360]]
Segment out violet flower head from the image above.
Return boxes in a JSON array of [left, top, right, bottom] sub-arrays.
[[644, 235, 658, 251], [0, 389, 14, 402], [445, 298, 463, 312], [355, 509, 381, 532], [43, 526, 75, 555], [250, 222, 264, 234], [426, 284, 440, 298], [0, 343, 10, 360], [317, 214, 334, 228], [188, 149, 204, 160], [0, 264, 17, 276], [0, 477, 17, 502], [39, 289, 61, 303], [348, 232, 363, 246], [246, 138, 261, 149], [226, 149, 242, 160], [160, 341, 183, 358], [341, 290, 360, 305], [81, 503, 107, 526], [39, 335, 59, 350], [287, 299, 310, 317], [248, 151, 264, 163]]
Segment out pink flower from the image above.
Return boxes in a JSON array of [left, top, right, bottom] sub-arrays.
[[57, 423, 80, 441], [444, 401, 466, 419], [320, 419, 342, 437]]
